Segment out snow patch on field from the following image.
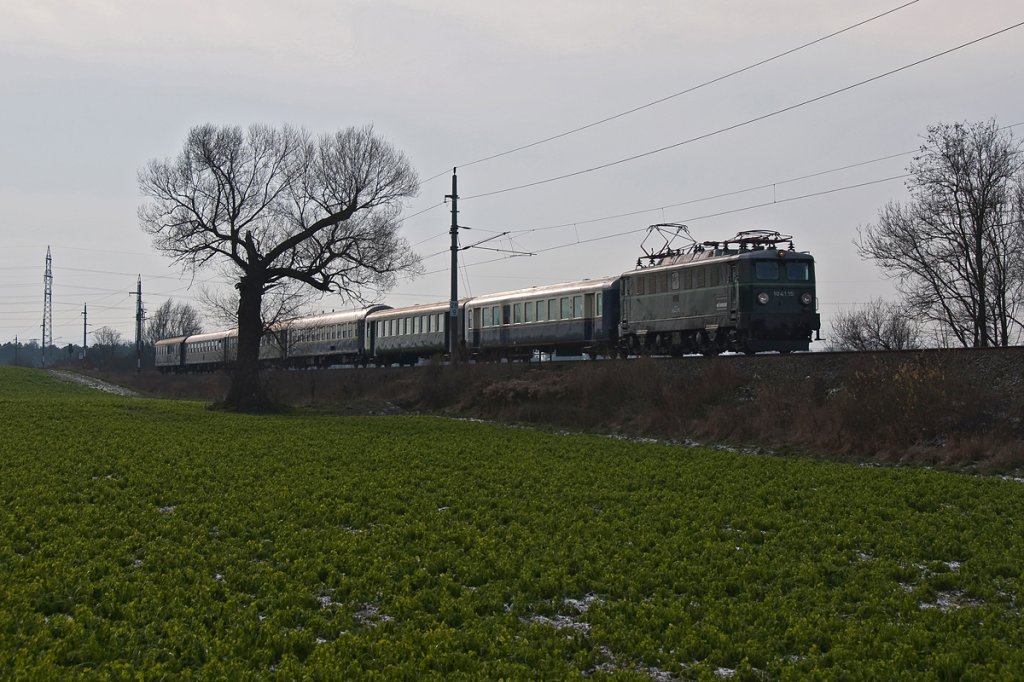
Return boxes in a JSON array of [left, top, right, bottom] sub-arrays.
[[48, 370, 138, 397], [524, 593, 602, 636], [919, 590, 984, 612], [354, 603, 393, 627]]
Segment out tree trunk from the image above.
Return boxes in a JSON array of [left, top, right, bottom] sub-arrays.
[[225, 277, 271, 411]]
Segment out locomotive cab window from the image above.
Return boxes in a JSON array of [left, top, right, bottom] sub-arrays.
[[755, 261, 780, 280], [786, 262, 811, 281]]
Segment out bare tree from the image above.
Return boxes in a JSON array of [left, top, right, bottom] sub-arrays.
[[145, 299, 204, 345], [90, 326, 127, 368], [138, 124, 419, 410], [827, 299, 922, 351], [857, 120, 1024, 347], [93, 326, 124, 347]]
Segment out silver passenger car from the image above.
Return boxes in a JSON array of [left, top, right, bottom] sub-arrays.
[[466, 277, 620, 359], [286, 305, 390, 367], [369, 300, 465, 365]]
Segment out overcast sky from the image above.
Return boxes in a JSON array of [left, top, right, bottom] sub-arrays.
[[1, 0, 1022, 348]]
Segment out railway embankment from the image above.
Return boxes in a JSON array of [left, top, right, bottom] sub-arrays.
[[99, 346, 1024, 472]]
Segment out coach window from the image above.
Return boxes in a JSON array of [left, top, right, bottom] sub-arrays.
[[572, 295, 583, 318], [536, 300, 545, 322], [547, 299, 557, 321], [560, 297, 571, 320], [524, 302, 533, 323], [756, 261, 780, 280], [513, 303, 522, 324], [437, 313, 445, 331], [596, 292, 603, 316], [670, 272, 680, 290]]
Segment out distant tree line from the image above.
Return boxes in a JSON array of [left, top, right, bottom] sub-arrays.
[[0, 299, 203, 370]]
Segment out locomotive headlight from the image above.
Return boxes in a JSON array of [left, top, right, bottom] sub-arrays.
[[757, 292, 770, 305], [800, 292, 813, 305]]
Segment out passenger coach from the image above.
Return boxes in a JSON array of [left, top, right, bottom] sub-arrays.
[[466, 277, 620, 360], [285, 305, 389, 367]]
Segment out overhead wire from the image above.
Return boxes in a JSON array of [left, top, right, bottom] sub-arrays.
[[415, 173, 911, 278], [462, 20, 1024, 201], [417, 0, 925, 186]]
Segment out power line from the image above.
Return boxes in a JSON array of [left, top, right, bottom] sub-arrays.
[[417, 173, 910, 277], [486, 149, 919, 236], [463, 20, 1024, 201], [418, 0, 923, 185]]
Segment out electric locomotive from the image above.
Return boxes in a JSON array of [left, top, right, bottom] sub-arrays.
[[618, 229, 820, 356]]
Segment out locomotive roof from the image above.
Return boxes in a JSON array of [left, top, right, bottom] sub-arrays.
[[627, 246, 814, 274]]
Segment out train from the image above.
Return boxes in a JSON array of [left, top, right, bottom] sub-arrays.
[[155, 229, 821, 372]]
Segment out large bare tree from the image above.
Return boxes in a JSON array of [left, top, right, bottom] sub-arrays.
[[857, 120, 1024, 347], [145, 299, 204, 346], [138, 124, 419, 410]]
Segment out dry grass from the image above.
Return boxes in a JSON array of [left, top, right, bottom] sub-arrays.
[[82, 350, 1024, 473]]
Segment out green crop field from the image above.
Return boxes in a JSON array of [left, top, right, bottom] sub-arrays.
[[1, 366, 1022, 680]]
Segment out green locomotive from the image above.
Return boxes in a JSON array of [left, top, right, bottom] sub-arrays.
[[618, 229, 820, 356]]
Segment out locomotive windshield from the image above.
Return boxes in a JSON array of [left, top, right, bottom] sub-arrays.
[[786, 262, 811, 281], [755, 261, 780, 280], [755, 260, 812, 281]]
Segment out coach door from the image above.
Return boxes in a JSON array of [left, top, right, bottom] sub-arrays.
[[728, 263, 738, 320], [583, 293, 595, 341], [471, 307, 481, 350]]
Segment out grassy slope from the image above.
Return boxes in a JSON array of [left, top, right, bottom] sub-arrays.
[[1, 366, 1022, 680]]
